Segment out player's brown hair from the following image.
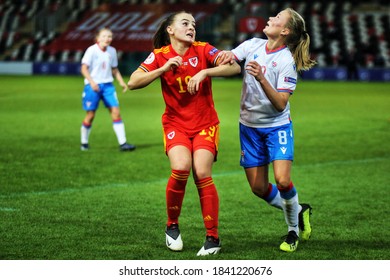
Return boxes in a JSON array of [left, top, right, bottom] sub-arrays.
[[153, 11, 189, 49]]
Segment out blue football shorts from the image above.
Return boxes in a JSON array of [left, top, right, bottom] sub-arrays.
[[82, 82, 119, 111], [239, 122, 294, 168]]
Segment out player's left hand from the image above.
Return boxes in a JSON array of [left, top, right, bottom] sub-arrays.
[[245, 61, 265, 82], [187, 71, 206, 95], [121, 82, 129, 92]]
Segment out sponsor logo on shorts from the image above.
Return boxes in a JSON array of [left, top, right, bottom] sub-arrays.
[[167, 131, 175, 139]]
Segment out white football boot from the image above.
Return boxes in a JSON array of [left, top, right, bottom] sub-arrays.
[[197, 236, 221, 256], [165, 224, 183, 251]]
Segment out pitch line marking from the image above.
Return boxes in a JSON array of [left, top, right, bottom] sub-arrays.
[[0, 207, 18, 212], [0, 157, 388, 199]]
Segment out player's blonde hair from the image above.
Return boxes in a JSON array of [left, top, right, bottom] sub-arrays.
[[284, 8, 316, 71]]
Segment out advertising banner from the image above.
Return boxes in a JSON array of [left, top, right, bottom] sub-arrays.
[[45, 3, 220, 53]]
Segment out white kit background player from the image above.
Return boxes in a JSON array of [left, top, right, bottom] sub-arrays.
[[80, 27, 135, 152]]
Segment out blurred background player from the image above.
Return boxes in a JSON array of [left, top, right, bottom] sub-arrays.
[[220, 8, 315, 252], [128, 11, 240, 256], [80, 27, 135, 152]]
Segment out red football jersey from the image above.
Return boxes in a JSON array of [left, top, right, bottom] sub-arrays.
[[139, 42, 221, 135]]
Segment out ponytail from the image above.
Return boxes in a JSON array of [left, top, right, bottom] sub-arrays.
[[284, 8, 316, 71]]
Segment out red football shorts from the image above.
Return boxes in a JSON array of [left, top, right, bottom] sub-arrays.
[[163, 124, 220, 158]]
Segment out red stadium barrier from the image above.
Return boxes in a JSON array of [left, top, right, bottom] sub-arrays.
[[44, 3, 221, 53], [238, 16, 266, 34]]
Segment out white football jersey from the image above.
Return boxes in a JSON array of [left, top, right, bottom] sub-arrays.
[[232, 38, 298, 128], [81, 43, 118, 85]]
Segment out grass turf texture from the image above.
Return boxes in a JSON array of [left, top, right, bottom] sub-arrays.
[[0, 76, 389, 260]]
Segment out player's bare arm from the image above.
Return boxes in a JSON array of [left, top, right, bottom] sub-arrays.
[[112, 67, 128, 92], [128, 56, 183, 90], [246, 61, 289, 111], [187, 62, 241, 94], [81, 64, 99, 92]]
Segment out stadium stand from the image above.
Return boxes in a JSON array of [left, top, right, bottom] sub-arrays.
[[0, 0, 389, 70], [231, 1, 389, 68]]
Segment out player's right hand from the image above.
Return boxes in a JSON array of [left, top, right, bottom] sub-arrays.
[[91, 81, 100, 92], [218, 51, 235, 65], [165, 56, 183, 72]]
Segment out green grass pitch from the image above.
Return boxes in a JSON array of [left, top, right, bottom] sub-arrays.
[[0, 75, 389, 260]]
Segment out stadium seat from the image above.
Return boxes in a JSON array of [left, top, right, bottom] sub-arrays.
[[0, 0, 388, 68]]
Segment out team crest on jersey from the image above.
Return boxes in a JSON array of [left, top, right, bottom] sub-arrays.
[[189, 57, 198, 67], [167, 131, 175, 139], [144, 52, 155, 64]]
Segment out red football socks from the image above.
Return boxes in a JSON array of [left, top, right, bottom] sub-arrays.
[[166, 169, 189, 226]]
